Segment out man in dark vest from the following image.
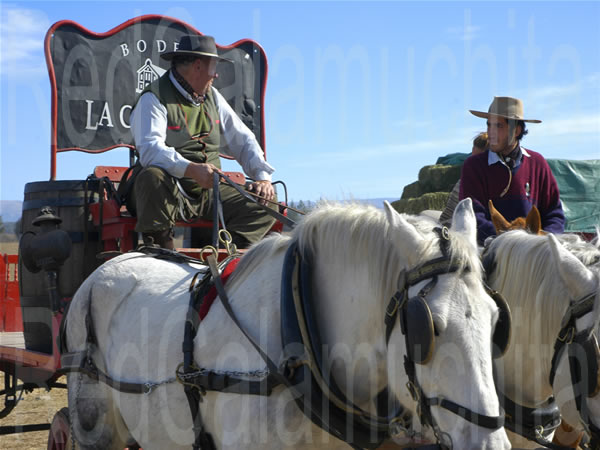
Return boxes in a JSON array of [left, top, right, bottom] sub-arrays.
[[129, 35, 276, 249]]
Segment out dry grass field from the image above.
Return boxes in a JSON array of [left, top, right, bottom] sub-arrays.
[[0, 373, 67, 449], [0, 241, 18, 255]]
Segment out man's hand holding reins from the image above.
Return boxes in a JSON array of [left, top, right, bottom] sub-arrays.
[[248, 180, 275, 205], [184, 162, 222, 189]]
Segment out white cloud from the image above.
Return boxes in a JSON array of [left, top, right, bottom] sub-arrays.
[[541, 114, 600, 137], [0, 6, 50, 77], [521, 72, 600, 112]]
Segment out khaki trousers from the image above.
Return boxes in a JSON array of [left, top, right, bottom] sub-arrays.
[[129, 166, 276, 248]]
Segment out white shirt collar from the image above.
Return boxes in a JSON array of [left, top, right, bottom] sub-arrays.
[[168, 70, 204, 106], [487, 145, 530, 167]]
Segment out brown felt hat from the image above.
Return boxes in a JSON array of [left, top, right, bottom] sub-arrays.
[[161, 35, 232, 62], [470, 96, 541, 123]]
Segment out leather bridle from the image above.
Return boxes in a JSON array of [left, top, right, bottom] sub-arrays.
[[549, 288, 600, 447], [384, 227, 505, 448]]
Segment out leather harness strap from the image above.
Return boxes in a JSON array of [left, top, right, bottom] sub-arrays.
[[217, 171, 297, 229], [548, 289, 600, 448]]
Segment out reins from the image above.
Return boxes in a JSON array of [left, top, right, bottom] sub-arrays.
[[216, 171, 297, 229]]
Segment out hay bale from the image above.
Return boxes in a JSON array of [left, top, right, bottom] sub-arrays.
[[391, 192, 450, 215], [418, 165, 461, 193], [401, 181, 422, 199]]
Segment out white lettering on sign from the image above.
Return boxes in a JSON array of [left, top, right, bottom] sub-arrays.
[[120, 105, 132, 129], [85, 100, 115, 130], [85, 100, 98, 130], [118, 40, 176, 57], [98, 102, 114, 127]]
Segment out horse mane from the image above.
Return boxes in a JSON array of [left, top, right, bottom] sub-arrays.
[[292, 202, 483, 302], [486, 231, 600, 350], [229, 202, 483, 303], [557, 233, 600, 268], [227, 233, 291, 288]]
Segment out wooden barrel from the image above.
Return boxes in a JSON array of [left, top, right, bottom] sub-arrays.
[[19, 180, 102, 353]]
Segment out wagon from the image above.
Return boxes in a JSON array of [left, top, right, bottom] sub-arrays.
[[0, 14, 286, 448]]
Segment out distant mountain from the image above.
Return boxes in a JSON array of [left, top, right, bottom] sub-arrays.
[[0, 201, 22, 222]]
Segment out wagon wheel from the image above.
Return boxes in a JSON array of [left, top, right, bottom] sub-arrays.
[[47, 407, 70, 450]]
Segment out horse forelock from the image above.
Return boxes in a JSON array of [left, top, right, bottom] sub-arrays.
[[405, 214, 483, 282]]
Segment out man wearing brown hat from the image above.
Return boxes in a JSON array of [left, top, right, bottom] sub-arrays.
[[459, 96, 565, 244], [128, 35, 276, 249]]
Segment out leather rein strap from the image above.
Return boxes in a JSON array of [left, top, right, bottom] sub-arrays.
[[217, 171, 297, 229]]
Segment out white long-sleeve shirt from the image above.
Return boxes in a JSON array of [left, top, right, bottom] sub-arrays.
[[130, 71, 275, 181]]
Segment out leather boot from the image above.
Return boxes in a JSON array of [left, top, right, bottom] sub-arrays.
[[142, 229, 174, 250]]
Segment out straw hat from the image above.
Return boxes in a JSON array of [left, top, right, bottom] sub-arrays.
[[161, 35, 232, 62], [470, 96, 541, 123]]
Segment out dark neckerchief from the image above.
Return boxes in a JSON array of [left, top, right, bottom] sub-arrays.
[[503, 145, 522, 169], [171, 68, 206, 104]]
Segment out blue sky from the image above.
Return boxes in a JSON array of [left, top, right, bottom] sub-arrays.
[[1, 1, 599, 207]]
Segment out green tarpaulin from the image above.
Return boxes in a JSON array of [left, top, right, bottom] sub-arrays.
[[434, 153, 600, 233], [547, 159, 600, 233]]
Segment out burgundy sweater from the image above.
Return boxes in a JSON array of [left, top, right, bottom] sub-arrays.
[[459, 148, 565, 244]]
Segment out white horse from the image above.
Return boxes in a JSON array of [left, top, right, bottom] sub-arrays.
[[484, 230, 600, 448], [63, 199, 510, 449]]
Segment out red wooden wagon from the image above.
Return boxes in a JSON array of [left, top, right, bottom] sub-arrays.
[[0, 14, 286, 449]]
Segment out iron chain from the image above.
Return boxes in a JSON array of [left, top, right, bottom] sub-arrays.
[[177, 367, 270, 382]]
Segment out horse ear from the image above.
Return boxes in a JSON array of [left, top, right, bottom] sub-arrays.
[[548, 234, 597, 298], [451, 198, 477, 244], [384, 201, 425, 253], [525, 206, 543, 235], [489, 200, 511, 234]]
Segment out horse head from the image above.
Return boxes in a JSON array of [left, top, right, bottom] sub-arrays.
[[381, 199, 510, 449], [488, 199, 545, 235], [485, 229, 600, 446]]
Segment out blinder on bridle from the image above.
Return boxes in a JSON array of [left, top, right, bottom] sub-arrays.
[[386, 242, 512, 365], [489, 288, 512, 359]]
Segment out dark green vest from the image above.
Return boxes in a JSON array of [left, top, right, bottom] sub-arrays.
[[141, 71, 221, 168]]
